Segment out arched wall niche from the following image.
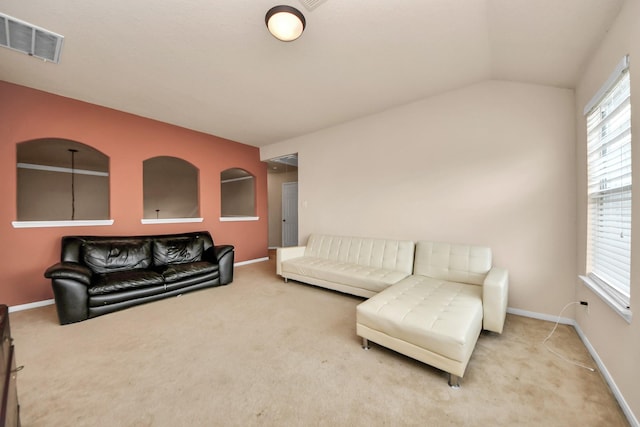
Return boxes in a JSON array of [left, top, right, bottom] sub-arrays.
[[143, 156, 200, 219], [16, 138, 110, 221], [220, 168, 256, 218]]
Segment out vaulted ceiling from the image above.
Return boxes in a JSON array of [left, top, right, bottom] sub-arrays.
[[0, 0, 624, 147]]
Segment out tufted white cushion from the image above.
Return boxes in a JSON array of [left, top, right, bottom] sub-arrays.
[[304, 234, 415, 275], [413, 241, 491, 286], [357, 275, 483, 364], [278, 234, 415, 297], [281, 257, 411, 293]]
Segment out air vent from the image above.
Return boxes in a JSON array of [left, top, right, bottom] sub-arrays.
[[298, 0, 328, 11], [0, 13, 64, 63]]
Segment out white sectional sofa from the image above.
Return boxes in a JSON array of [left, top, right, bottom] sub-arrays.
[[276, 234, 509, 387]]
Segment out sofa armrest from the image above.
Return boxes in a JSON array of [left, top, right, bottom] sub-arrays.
[[44, 262, 92, 286], [44, 262, 93, 324], [213, 245, 235, 285], [276, 246, 306, 276], [202, 245, 233, 263], [213, 245, 234, 263], [482, 267, 509, 334]]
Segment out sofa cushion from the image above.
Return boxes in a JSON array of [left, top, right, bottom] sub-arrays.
[[82, 240, 152, 274], [159, 261, 218, 283], [88, 270, 164, 295], [281, 256, 410, 293], [414, 241, 491, 286], [357, 275, 483, 363], [304, 234, 415, 274], [153, 236, 204, 266]]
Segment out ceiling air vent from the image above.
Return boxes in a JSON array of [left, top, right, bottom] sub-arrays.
[[0, 12, 64, 63], [298, 0, 328, 11]]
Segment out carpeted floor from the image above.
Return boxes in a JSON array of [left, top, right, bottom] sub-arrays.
[[9, 254, 628, 426]]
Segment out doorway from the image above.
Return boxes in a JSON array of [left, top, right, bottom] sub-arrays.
[[266, 154, 298, 248], [281, 182, 298, 247]]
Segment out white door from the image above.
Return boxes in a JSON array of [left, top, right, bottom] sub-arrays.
[[282, 182, 298, 247]]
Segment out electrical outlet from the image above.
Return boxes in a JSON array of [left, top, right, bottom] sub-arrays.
[[580, 300, 589, 315]]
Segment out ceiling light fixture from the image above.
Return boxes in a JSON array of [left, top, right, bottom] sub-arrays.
[[265, 5, 306, 42]]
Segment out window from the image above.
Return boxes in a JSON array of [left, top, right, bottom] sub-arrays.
[[583, 56, 632, 315], [220, 168, 257, 220], [143, 156, 200, 222], [15, 139, 110, 224]]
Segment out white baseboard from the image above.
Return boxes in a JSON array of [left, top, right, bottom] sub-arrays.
[[509, 306, 638, 427], [234, 257, 269, 267], [9, 299, 55, 313], [507, 307, 574, 325], [573, 322, 639, 427]]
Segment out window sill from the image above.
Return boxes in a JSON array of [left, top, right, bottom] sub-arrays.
[[141, 218, 203, 224], [579, 275, 632, 323], [219, 216, 259, 222], [12, 220, 114, 228]]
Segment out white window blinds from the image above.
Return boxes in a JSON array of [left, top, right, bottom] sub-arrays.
[[585, 56, 632, 308]]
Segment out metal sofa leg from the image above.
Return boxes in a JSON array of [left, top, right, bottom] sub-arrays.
[[448, 373, 460, 389], [362, 337, 370, 350]]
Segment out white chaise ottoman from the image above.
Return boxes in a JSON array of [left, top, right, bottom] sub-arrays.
[[356, 241, 508, 387]]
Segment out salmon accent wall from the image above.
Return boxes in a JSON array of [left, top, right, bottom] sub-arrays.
[[0, 81, 268, 306]]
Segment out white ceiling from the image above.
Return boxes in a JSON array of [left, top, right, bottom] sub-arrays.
[[0, 0, 624, 147]]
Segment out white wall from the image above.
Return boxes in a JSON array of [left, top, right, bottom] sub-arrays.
[[262, 80, 576, 316], [575, 0, 640, 423]]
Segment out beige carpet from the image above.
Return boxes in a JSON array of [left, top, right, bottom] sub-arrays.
[[10, 254, 628, 426]]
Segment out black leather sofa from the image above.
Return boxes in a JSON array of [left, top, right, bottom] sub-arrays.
[[44, 231, 234, 325]]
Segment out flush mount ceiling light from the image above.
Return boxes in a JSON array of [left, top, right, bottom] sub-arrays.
[[265, 5, 306, 42]]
